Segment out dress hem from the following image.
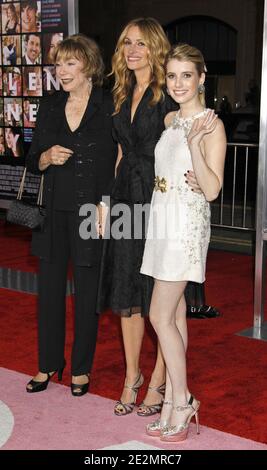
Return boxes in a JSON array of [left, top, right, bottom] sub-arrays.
[[140, 269, 206, 283]]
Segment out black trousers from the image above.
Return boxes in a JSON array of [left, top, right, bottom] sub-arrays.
[[38, 210, 99, 376], [185, 282, 206, 307]]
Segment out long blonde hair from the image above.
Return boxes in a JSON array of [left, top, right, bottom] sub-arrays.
[[111, 18, 170, 114], [166, 43, 207, 106]]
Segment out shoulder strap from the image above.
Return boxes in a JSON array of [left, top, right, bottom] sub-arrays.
[[17, 167, 44, 205]]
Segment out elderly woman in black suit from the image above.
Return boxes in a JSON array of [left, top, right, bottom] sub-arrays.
[[26, 34, 117, 396]]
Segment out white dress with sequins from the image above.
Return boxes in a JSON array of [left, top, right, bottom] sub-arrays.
[[140, 109, 211, 282]]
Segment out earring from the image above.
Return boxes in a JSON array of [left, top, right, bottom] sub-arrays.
[[198, 84, 205, 94]]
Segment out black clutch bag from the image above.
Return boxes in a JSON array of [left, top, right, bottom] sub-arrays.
[[6, 168, 46, 231]]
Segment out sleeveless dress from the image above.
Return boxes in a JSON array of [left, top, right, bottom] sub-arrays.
[[97, 87, 178, 316], [140, 109, 211, 283]]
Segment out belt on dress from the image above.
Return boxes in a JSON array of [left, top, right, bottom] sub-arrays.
[[154, 176, 167, 193]]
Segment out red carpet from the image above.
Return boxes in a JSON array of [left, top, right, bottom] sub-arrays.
[[0, 220, 37, 272], [2, 368, 267, 450], [1, 248, 267, 444], [1, 220, 267, 443]]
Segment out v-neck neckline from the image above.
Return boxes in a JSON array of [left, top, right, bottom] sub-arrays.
[[64, 92, 92, 133], [130, 86, 150, 125], [64, 102, 88, 134]]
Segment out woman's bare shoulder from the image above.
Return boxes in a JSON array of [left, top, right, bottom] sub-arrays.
[[212, 117, 226, 140], [164, 111, 177, 128]]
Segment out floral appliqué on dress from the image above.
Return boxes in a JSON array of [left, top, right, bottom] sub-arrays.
[[172, 110, 211, 265]]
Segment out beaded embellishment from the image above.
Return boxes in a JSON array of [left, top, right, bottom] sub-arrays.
[[170, 109, 209, 136]]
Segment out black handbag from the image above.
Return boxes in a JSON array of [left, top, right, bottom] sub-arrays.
[[6, 168, 46, 231]]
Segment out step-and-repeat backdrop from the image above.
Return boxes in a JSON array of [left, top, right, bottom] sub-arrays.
[[0, 0, 71, 201]]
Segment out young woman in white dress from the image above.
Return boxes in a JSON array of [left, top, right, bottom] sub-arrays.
[[140, 44, 227, 442]]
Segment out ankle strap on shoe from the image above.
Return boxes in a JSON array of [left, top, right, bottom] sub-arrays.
[[173, 394, 195, 411], [148, 382, 166, 395], [124, 371, 143, 391], [173, 404, 191, 411]]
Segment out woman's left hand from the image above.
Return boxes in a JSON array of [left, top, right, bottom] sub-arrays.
[[96, 203, 109, 238], [187, 110, 218, 147]]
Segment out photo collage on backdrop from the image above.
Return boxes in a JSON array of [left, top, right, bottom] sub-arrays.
[[0, 0, 67, 161]]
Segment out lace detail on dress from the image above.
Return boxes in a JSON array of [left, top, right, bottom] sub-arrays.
[[141, 106, 211, 282], [171, 108, 210, 263], [179, 188, 210, 265], [171, 109, 209, 136]]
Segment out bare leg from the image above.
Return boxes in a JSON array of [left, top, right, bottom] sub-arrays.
[[119, 314, 144, 404], [151, 342, 166, 386], [175, 294, 188, 350], [139, 294, 187, 413], [160, 293, 188, 423], [150, 280, 195, 428], [137, 341, 166, 413], [147, 340, 165, 392]]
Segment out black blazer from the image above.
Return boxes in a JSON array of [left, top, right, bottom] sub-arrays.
[[26, 87, 117, 266]]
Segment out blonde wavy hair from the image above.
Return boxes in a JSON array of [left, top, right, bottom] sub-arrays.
[[166, 43, 207, 106], [111, 18, 170, 114]]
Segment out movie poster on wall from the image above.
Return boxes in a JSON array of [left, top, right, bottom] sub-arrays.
[[0, 0, 70, 200]]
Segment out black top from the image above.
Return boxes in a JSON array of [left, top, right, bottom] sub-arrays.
[[97, 88, 178, 316], [111, 87, 178, 204], [26, 87, 117, 266], [53, 114, 76, 210], [5, 20, 18, 34]]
